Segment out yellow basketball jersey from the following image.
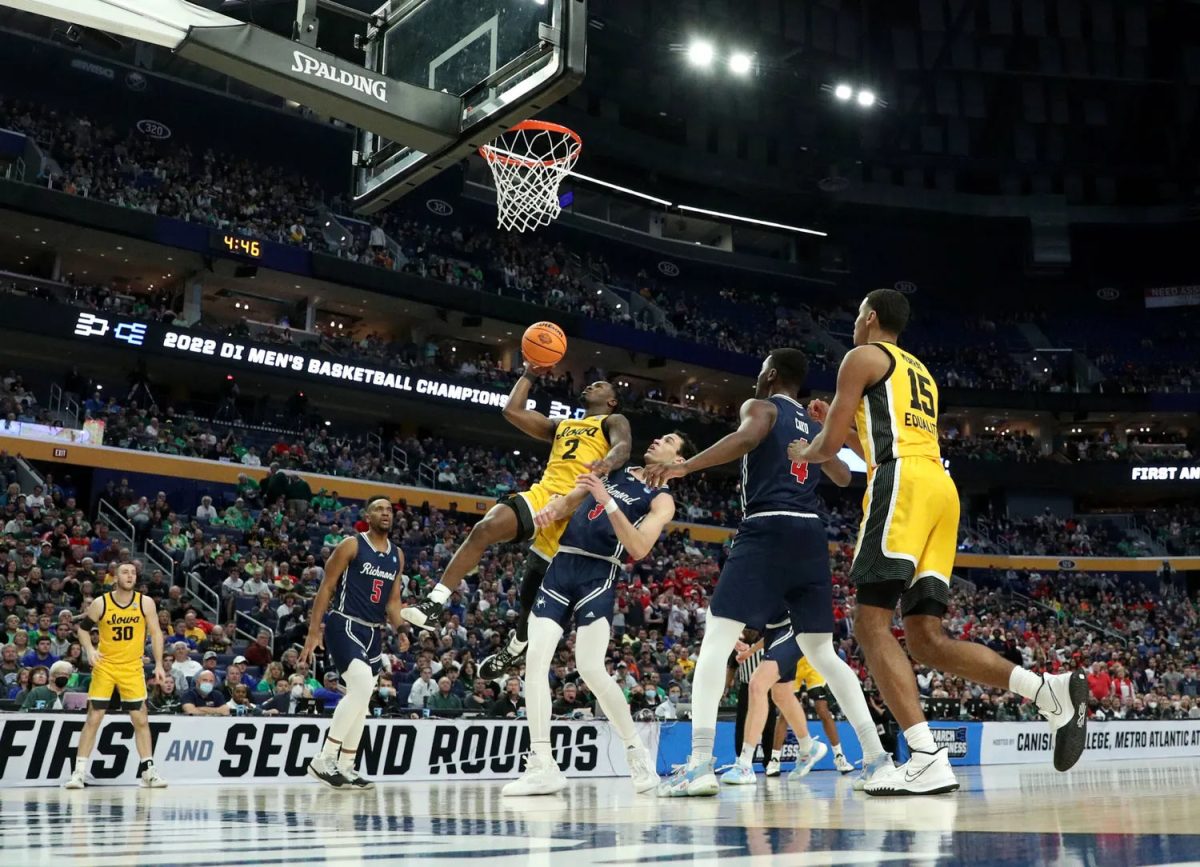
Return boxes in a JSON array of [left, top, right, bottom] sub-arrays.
[[854, 342, 942, 470], [540, 415, 611, 494], [97, 591, 148, 667]]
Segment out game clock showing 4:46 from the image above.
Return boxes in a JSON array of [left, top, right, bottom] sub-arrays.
[[212, 231, 263, 260]]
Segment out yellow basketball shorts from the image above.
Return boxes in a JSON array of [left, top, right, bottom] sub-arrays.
[[793, 656, 826, 691], [850, 456, 959, 616], [509, 482, 570, 561], [88, 660, 147, 707]]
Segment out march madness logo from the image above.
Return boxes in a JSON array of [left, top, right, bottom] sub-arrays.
[[932, 726, 969, 758]]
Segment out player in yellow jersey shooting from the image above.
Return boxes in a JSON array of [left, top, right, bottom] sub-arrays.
[[403, 360, 631, 679]]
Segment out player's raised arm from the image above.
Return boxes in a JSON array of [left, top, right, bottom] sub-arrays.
[[809, 398, 866, 462], [576, 474, 675, 561], [819, 455, 853, 488], [385, 550, 408, 631], [586, 413, 632, 476], [141, 594, 166, 684], [790, 346, 887, 465], [301, 536, 358, 665], [501, 364, 558, 442], [643, 398, 776, 487]]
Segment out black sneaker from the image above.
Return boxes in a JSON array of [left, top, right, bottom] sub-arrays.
[[480, 637, 528, 681], [401, 598, 445, 631], [339, 766, 376, 791], [1037, 670, 1090, 772], [307, 756, 350, 789]]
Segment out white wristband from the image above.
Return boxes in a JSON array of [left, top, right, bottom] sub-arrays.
[[603, 499, 619, 515]]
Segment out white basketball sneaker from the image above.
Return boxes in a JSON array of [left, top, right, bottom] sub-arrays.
[[854, 752, 895, 791], [140, 765, 168, 788], [502, 753, 567, 797], [864, 747, 959, 796], [63, 768, 87, 790], [626, 744, 658, 793], [764, 756, 782, 777]]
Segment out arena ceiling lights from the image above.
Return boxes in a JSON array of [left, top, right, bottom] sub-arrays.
[[680, 39, 756, 77], [825, 82, 885, 109]]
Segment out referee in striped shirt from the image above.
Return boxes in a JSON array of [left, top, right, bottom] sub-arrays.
[[727, 627, 777, 762]]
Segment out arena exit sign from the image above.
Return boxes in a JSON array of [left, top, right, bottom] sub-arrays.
[[1130, 466, 1200, 481]]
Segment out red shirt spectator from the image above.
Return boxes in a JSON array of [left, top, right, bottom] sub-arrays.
[[1087, 664, 1111, 700]]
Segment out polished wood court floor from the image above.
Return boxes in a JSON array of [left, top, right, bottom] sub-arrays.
[[4, 759, 1198, 866]]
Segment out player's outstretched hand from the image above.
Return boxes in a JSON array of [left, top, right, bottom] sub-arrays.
[[807, 398, 830, 422], [734, 640, 754, 663], [523, 360, 556, 377], [534, 495, 569, 528], [582, 457, 611, 476], [787, 439, 813, 464], [153, 664, 166, 686], [300, 631, 322, 667], [642, 462, 688, 488]]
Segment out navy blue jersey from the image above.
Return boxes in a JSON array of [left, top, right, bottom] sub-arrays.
[[557, 469, 670, 563], [740, 394, 825, 516], [333, 532, 400, 624]]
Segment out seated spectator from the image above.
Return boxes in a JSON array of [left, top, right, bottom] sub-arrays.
[[427, 676, 463, 713], [244, 630, 273, 669], [552, 681, 591, 716], [181, 670, 230, 715], [201, 625, 232, 655], [400, 666, 433, 709], [463, 679, 491, 713], [313, 669, 346, 710], [195, 496, 218, 522], [229, 683, 260, 716], [21, 635, 58, 669], [148, 675, 183, 714], [181, 611, 207, 645], [21, 660, 73, 711], [169, 641, 201, 691], [368, 672, 401, 717], [255, 661, 286, 694], [488, 676, 525, 719]]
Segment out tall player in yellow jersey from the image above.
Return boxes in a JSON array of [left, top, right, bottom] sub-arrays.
[[65, 561, 167, 788], [790, 288, 1088, 795], [403, 361, 632, 678]]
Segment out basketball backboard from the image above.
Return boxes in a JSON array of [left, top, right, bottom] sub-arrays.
[[0, 0, 585, 214], [353, 0, 586, 213]]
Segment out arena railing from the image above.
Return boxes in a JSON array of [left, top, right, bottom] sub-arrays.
[[143, 537, 176, 582], [184, 570, 221, 624], [97, 498, 136, 550], [235, 609, 275, 646]]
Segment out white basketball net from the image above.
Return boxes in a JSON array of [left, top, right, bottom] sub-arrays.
[[479, 122, 581, 233]]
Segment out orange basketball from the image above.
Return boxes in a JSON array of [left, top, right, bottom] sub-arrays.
[[521, 321, 567, 367]]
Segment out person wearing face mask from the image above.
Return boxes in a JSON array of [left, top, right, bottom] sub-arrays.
[[21, 660, 74, 711], [656, 682, 685, 720], [264, 674, 312, 716], [368, 673, 401, 717], [181, 670, 230, 716]]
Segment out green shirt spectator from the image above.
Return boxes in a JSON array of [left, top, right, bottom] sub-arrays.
[[427, 679, 464, 711], [322, 524, 346, 547]]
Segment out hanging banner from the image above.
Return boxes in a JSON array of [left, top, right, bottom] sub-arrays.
[[0, 714, 658, 788], [980, 720, 1200, 765]]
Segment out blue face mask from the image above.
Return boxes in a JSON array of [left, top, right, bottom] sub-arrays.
[[198, 682, 214, 696]]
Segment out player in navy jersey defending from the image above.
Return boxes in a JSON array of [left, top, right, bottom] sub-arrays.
[[645, 348, 892, 796], [501, 432, 694, 796], [302, 495, 404, 789]]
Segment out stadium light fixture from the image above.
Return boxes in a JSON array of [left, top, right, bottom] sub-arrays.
[[687, 40, 715, 67], [856, 89, 876, 107], [728, 52, 753, 75], [833, 83, 853, 101]]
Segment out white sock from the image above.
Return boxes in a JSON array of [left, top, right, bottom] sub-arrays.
[[796, 633, 887, 763], [531, 740, 553, 763], [770, 749, 782, 762], [507, 633, 528, 652], [795, 732, 813, 755], [76, 756, 90, 775], [337, 749, 356, 774], [428, 583, 451, 604], [576, 620, 639, 744], [833, 743, 845, 758], [321, 736, 341, 761], [1009, 667, 1044, 702], [524, 614, 563, 749], [904, 722, 936, 753], [739, 743, 756, 765], [690, 615, 745, 762]]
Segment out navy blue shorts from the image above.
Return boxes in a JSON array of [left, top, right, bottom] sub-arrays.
[[763, 622, 801, 683], [325, 611, 384, 675], [534, 552, 619, 628], [711, 514, 832, 633]]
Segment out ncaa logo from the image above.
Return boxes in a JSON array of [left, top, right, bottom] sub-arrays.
[[1096, 287, 1119, 301], [658, 261, 680, 277], [136, 119, 171, 140], [426, 199, 454, 217], [125, 72, 148, 92], [932, 727, 968, 758], [894, 280, 918, 294], [1058, 559, 1076, 569]]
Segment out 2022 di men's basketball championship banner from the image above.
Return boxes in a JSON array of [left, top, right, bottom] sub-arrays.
[[0, 715, 659, 788]]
